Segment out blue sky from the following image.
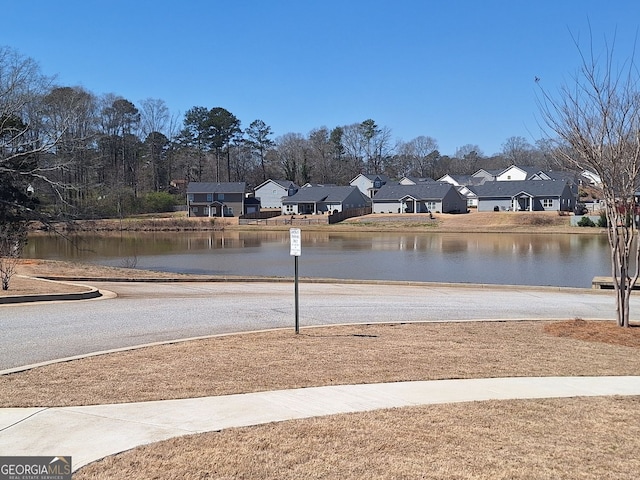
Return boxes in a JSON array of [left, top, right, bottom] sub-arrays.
[[3, 0, 640, 156]]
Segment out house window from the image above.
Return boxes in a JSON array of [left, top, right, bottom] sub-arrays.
[[218, 193, 225, 200], [207, 193, 213, 202], [542, 198, 553, 208], [192, 206, 199, 213], [285, 204, 294, 213], [374, 180, 381, 188], [188, 194, 194, 202], [426, 201, 436, 211]]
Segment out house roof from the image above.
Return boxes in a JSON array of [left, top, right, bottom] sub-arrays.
[[535, 170, 577, 182], [187, 182, 246, 193], [439, 174, 485, 186], [373, 183, 457, 201], [472, 168, 503, 178], [497, 165, 541, 177], [283, 186, 365, 204], [301, 183, 337, 188], [255, 179, 298, 190], [469, 180, 570, 198], [401, 176, 436, 184], [349, 173, 390, 183]]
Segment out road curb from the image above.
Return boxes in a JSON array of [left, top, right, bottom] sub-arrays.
[[0, 276, 102, 305], [0, 288, 102, 304]]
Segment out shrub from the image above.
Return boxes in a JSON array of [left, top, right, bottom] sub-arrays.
[[577, 216, 596, 227], [597, 212, 608, 228], [144, 192, 178, 213]]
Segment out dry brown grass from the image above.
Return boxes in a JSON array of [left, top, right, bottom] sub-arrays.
[[75, 396, 640, 480], [0, 274, 91, 296], [342, 211, 578, 233], [1, 259, 198, 297], [2, 321, 639, 408]]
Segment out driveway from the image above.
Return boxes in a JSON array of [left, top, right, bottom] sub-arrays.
[[0, 281, 634, 371]]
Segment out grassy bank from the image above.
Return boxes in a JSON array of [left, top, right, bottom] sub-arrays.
[[32, 210, 595, 234]]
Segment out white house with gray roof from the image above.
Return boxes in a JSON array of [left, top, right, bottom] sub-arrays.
[[350, 173, 389, 198], [254, 179, 299, 209], [281, 185, 371, 215], [470, 180, 576, 212], [372, 183, 468, 214]]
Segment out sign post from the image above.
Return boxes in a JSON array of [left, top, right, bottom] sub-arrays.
[[289, 228, 301, 333]]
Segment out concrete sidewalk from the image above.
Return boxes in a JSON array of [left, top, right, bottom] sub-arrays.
[[1, 376, 639, 472]]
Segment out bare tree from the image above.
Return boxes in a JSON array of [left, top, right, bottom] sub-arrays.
[[307, 127, 333, 183], [403, 135, 439, 178], [275, 133, 308, 183], [139, 98, 169, 137], [537, 31, 640, 327], [0, 47, 71, 199], [501, 136, 534, 165], [0, 221, 26, 290]]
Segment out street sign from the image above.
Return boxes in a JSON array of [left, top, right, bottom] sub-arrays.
[[290, 228, 301, 333], [290, 228, 301, 256]]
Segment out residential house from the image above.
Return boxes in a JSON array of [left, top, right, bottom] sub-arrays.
[[254, 179, 299, 209], [437, 174, 485, 208], [186, 182, 246, 217], [471, 168, 503, 182], [482, 164, 578, 185], [350, 173, 389, 198], [282, 185, 371, 215], [581, 170, 602, 186], [470, 180, 576, 212], [372, 183, 468, 214], [495, 165, 539, 181]]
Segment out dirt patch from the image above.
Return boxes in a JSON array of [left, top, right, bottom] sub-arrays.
[[544, 317, 640, 347]]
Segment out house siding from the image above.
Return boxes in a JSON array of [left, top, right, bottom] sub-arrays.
[[372, 184, 467, 214], [473, 181, 576, 212], [282, 186, 371, 215], [187, 182, 246, 217], [254, 180, 298, 209], [350, 174, 387, 198]]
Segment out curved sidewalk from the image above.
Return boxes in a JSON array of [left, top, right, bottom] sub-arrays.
[[1, 375, 639, 472]]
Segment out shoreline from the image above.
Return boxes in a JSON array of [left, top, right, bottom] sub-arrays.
[[28, 211, 606, 235]]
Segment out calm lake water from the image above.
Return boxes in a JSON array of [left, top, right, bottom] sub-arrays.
[[25, 231, 611, 288]]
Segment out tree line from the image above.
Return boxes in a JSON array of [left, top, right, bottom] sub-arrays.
[[0, 46, 563, 220]]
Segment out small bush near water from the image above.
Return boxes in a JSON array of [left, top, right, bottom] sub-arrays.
[[577, 216, 596, 227]]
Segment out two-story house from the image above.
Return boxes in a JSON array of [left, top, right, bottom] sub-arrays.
[[350, 173, 389, 198], [186, 182, 247, 217], [254, 179, 299, 209]]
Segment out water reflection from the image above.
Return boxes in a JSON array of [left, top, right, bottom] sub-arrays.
[[26, 231, 611, 288]]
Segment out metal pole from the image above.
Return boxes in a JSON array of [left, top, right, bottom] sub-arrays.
[[294, 255, 299, 334]]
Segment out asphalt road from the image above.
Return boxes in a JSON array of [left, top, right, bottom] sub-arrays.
[[1, 281, 637, 371]]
